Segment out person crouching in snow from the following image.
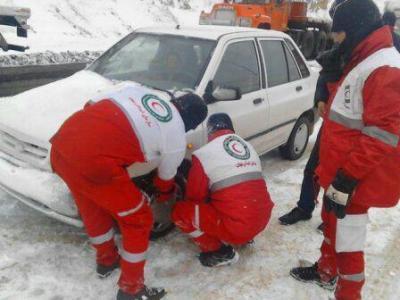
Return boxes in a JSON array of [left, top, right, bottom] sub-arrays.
[[50, 83, 207, 300], [172, 113, 274, 267], [290, 0, 400, 299]]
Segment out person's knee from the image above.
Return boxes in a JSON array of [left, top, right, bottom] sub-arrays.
[[119, 203, 153, 230], [172, 201, 194, 229]]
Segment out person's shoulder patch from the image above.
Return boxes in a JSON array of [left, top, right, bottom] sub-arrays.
[[141, 94, 173, 122], [223, 135, 250, 160]]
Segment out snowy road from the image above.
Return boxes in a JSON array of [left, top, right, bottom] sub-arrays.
[[0, 133, 399, 300]]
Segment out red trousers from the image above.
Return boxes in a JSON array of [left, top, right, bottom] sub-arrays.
[[172, 200, 269, 252], [51, 149, 153, 294], [318, 200, 369, 300]]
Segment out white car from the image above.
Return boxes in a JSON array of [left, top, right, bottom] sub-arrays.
[[0, 25, 318, 228]]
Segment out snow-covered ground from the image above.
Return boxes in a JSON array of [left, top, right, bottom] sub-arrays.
[[0, 129, 399, 300]]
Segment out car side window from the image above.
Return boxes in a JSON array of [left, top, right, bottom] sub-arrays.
[[260, 40, 288, 87], [285, 39, 310, 78], [284, 44, 301, 82], [213, 40, 260, 94]]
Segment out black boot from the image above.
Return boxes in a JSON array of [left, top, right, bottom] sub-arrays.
[[199, 244, 239, 267], [290, 262, 337, 291], [279, 207, 311, 225], [117, 286, 166, 300], [97, 260, 120, 278]]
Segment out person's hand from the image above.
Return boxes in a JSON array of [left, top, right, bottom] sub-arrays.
[[324, 170, 357, 219], [317, 101, 326, 117]]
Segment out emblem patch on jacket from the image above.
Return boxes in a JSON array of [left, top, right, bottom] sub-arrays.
[[223, 136, 250, 160], [141, 94, 173, 122]]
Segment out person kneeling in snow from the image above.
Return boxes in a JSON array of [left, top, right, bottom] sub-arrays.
[[172, 113, 274, 267]]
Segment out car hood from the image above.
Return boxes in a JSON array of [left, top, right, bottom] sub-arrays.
[[0, 70, 114, 148]]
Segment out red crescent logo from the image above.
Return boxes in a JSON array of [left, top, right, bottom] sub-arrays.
[[232, 143, 242, 154], [151, 101, 164, 111]]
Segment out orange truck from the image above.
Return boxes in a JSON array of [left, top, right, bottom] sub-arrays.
[[199, 0, 332, 59]]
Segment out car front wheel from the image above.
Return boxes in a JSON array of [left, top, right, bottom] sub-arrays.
[[279, 116, 311, 160]]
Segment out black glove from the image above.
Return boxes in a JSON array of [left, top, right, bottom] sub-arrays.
[[324, 170, 358, 219]]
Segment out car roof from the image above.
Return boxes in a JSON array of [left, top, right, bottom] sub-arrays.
[[135, 25, 288, 41]]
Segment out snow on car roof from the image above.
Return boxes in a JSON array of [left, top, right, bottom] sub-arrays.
[[135, 25, 288, 40]]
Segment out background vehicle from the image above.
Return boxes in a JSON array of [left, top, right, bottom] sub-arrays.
[[0, 5, 30, 52], [0, 25, 318, 235], [199, 0, 332, 59]]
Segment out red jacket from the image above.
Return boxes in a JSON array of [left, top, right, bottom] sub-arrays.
[[185, 131, 274, 241], [316, 26, 400, 208]]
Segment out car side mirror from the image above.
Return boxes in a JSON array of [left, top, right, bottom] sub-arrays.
[[203, 80, 241, 104], [212, 86, 241, 101]]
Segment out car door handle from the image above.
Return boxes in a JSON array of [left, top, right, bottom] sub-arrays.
[[253, 98, 264, 105], [296, 86, 303, 92]]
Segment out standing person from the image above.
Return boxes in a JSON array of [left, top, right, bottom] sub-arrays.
[[290, 0, 400, 299], [279, 46, 343, 226], [50, 83, 207, 300], [383, 10, 400, 52], [172, 113, 274, 267]]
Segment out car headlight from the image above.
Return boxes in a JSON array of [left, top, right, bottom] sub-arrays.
[[238, 17, 252, 27]]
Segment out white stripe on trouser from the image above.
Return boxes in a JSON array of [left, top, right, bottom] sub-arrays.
[[339, 272, 365, 282], [188, 229, 204, 238], [336, 214, 369, 253], [187, 205, 204, 238], [89, 228, 114, 245], [120, 248, 147, 263], [194, 205, 200, 228], [117, 197, 145, 217]]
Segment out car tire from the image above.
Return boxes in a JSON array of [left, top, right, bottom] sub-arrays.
[[279, 116, 311, 160], [149, 171, 186, 241]]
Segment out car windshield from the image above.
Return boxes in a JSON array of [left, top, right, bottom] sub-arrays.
[[89, 32, 216, 91]]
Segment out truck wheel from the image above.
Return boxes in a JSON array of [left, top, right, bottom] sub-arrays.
[[313, 30, 327, 57], [300, 30, 314, 60], [279, 116, 310, 160]]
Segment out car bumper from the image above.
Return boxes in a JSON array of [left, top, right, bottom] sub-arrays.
[[0, 151, 83, 227]]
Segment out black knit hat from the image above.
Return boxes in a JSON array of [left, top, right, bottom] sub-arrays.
[[207, 113, 235, 135], [330, 0, 382, 34], [171, 93, 208, 132]]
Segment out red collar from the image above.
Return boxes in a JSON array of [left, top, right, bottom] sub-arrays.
[[345, 26, 394, 73], [208, 130, 234, 142]]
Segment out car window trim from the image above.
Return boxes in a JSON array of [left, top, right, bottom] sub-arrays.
[[212, 37, 263, 95], [282, 41, 302, 82], [284, 38, 311, 79], [257, 37, 290, 88]]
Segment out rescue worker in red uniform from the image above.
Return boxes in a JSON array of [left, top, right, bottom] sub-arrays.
[[50, 83, 207, 300], [290, 1, 400, 299], [172, 113, 274, 267]]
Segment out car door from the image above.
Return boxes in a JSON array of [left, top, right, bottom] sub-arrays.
[[257, 38, 310, 149], [206, 38, 269, 153]]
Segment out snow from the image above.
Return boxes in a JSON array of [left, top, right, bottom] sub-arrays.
[[0, 0, 399, 299], [0, 0, 220, 55], [0, 129, 399, 300]]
